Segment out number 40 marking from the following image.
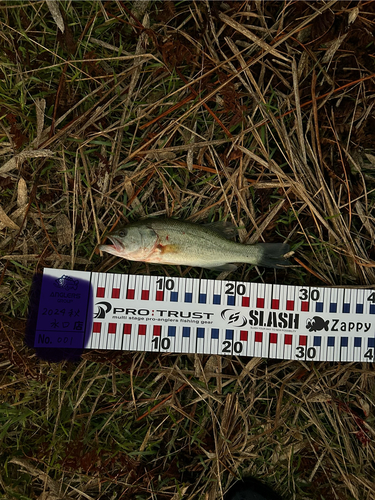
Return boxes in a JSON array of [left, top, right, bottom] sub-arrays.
[[364, 348, 374, 360]]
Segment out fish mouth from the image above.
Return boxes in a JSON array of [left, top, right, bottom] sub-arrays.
[[98, 235, 125, 256]]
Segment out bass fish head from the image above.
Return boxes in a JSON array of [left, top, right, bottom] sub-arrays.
[[99, 224, 158, 260]]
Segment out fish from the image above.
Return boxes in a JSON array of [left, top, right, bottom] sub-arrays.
[[306, 317, 329, 332], [54, 275, 79, 291], [98, 218, 291, 270]]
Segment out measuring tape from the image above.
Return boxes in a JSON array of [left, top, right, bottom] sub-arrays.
[[33, 268, 375, 362]]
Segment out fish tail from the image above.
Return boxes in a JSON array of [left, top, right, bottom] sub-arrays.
[[254, 243, 291, 268]]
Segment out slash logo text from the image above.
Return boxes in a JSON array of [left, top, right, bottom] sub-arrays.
[[248, 310, 299, 330]]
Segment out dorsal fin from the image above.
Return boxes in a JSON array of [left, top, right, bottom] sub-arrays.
[[203, 221, 238, 239]]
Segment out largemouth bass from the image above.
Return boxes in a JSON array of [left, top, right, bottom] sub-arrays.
[[98, 218, 290, 270]]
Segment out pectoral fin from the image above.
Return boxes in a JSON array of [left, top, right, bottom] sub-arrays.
[[157, 244, 180, 254]]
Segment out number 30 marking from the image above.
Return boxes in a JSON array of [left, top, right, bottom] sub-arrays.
[[296, 346, 317, 359], [299, 288, 320, 301]]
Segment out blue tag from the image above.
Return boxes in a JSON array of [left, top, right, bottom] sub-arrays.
[[27, 269, 93, 360]]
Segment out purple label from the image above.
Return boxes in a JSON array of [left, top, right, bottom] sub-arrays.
[[34, 271, 93, 349]]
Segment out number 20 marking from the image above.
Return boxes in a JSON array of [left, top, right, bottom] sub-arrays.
[[225, 283, 246, 295], [222, 341, 243, 354]]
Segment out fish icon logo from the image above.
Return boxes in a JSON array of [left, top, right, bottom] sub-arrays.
[[94, 301, 112, 319], [306, 316, 329, 332], [54, 275, 79, 291]]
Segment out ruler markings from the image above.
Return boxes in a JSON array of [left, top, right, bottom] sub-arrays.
[[33, 269, 375, 362]]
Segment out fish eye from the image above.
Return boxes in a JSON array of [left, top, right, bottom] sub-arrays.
[[118, 229, 127, 238]]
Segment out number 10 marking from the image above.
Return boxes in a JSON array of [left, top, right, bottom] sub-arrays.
[[151, 337, 171, 350]]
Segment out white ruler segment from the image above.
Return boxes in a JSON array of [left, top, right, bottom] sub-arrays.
[[34, 268, 375, 362]]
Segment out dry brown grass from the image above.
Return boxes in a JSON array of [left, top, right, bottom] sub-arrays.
[[1, 1, 375, 499]]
